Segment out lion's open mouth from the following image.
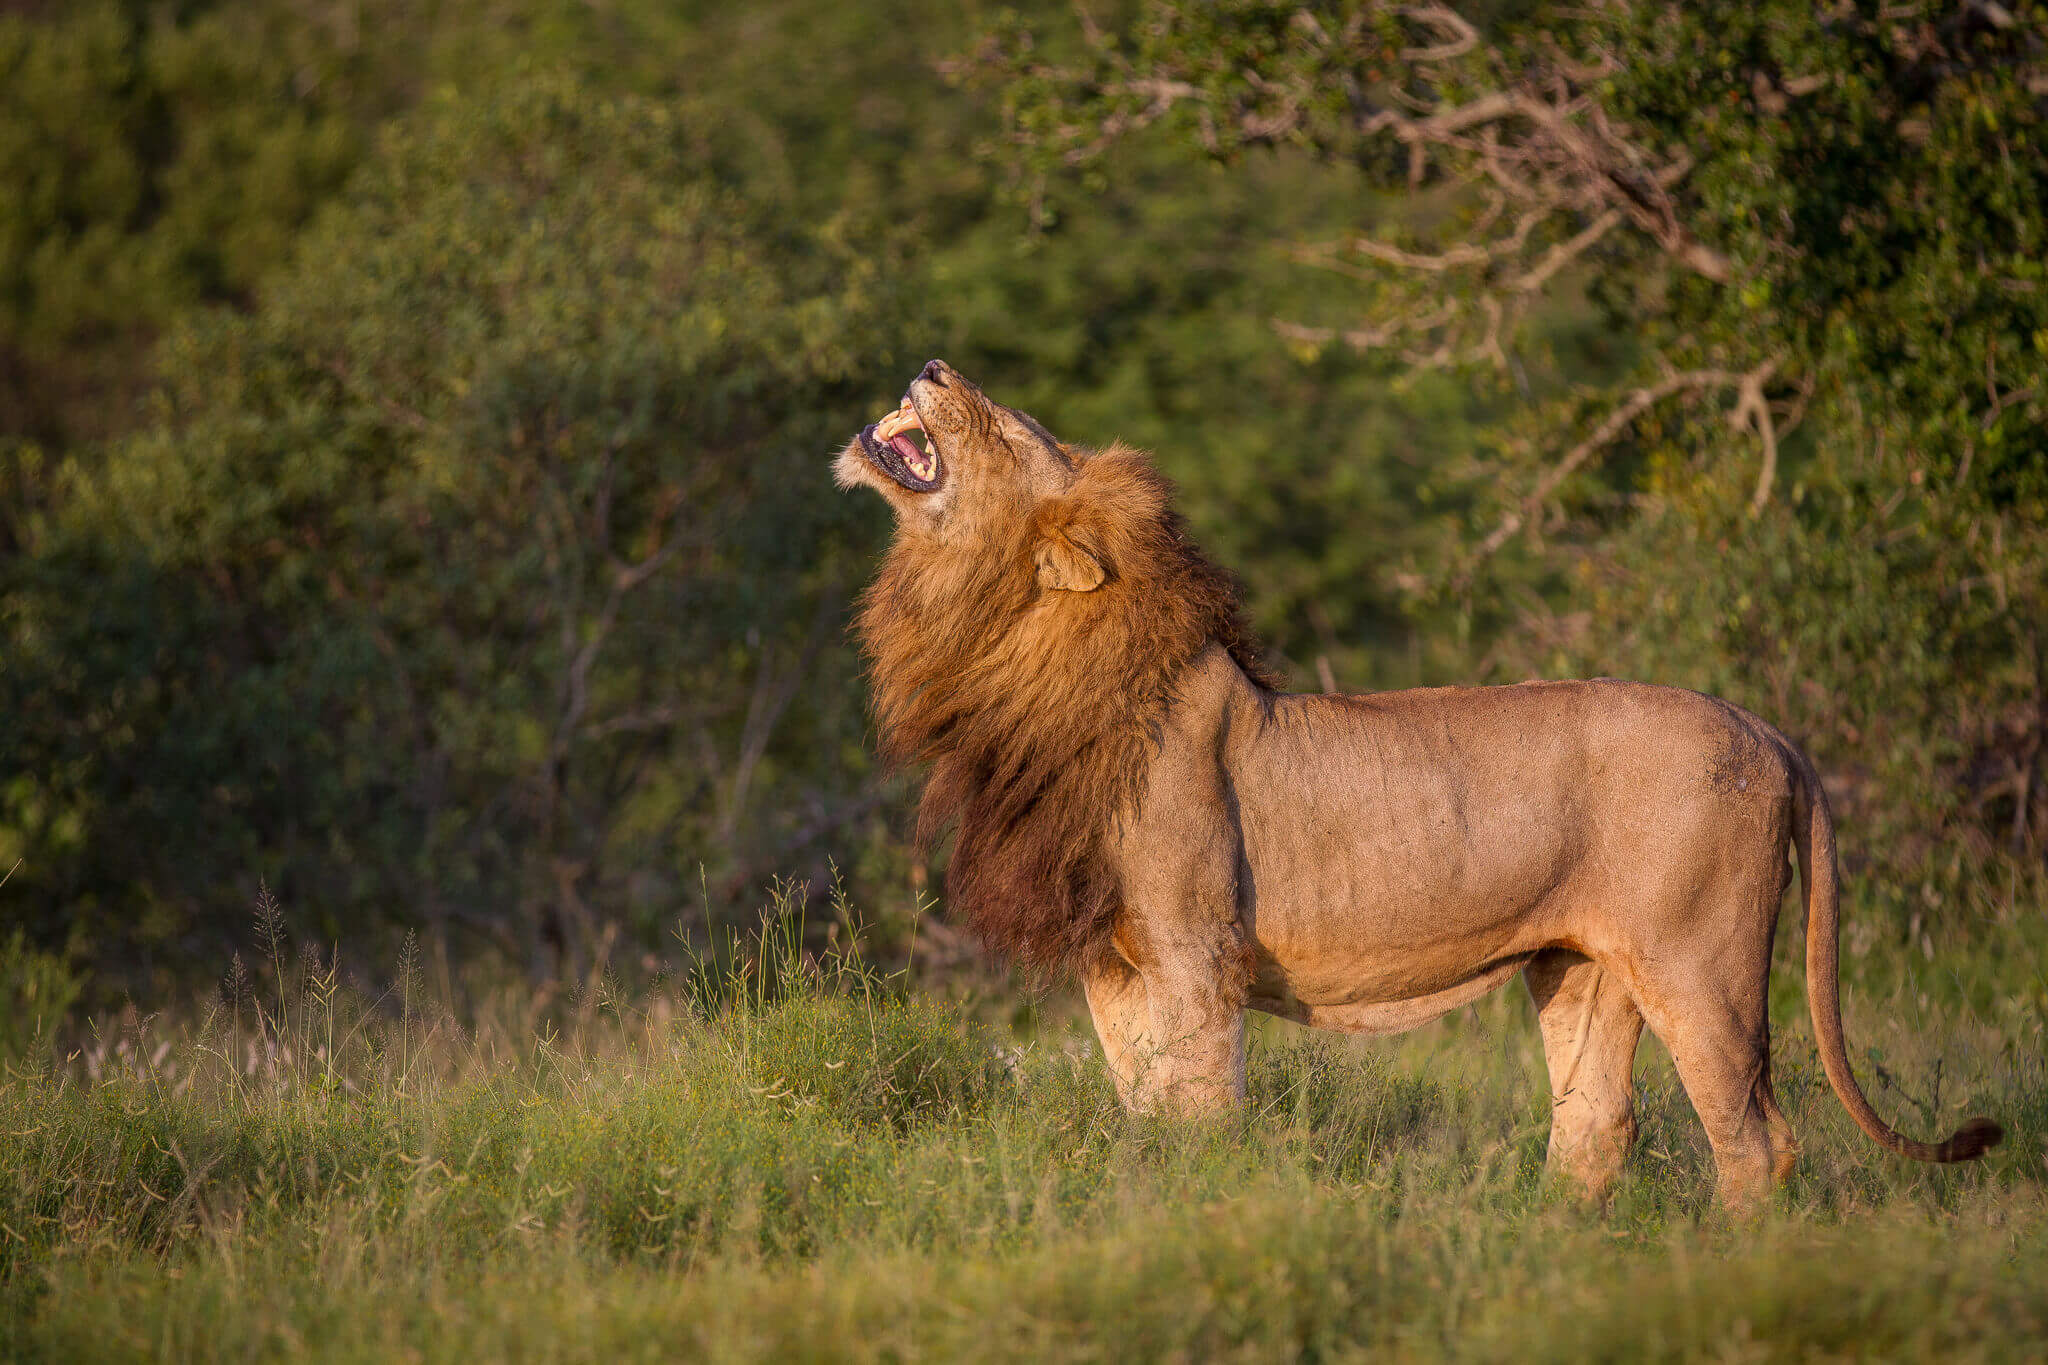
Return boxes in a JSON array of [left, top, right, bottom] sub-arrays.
[[857, 398, 944, 492]]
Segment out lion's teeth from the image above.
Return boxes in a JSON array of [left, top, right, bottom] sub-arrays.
[[875, 402, 924, 442]]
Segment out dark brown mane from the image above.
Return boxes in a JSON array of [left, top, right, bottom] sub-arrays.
[[855, 444, 1274, 976]]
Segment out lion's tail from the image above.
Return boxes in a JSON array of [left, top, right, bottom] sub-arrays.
[[1791, 752, 2003, 1164]]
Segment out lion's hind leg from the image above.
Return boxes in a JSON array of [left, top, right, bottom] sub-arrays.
[[1524, 948, 1645, 1203], [1758, 1057, 1800, 1186], [1626, 960, 1783, 1213]]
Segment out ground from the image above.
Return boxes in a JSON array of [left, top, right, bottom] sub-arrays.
[[2, 893, 2045, 1363]]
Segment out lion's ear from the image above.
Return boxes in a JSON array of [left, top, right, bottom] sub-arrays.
[[1033, 532, 1106, 592]]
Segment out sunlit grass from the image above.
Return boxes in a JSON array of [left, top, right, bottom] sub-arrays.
[[3, 882, 2044, 1361]]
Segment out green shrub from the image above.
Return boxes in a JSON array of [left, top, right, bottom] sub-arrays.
[[0, 930, 79, 1067], [2, 73, 902, 979]]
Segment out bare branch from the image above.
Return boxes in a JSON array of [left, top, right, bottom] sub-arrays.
[[1350, 84, 1732, 286], [1984, 340, 2038, 430], [1339, 203, 1545, 273], [1269, 297, 1464, 366], [1399, 4, 1479, 62], [1359, 90, 1522, 142], [550, 493, 718, 778], [1473, 295, 1508, 372], [1062, 78, 1207, 166], [1509, 207, 1623, 292], [717, 587, 842, 842], [1477, 369, 1747, 557], [975, 4, 1745, 372], [1733, 359, 1782, 514]]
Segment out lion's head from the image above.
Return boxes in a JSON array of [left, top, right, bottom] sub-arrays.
[[833, 360, 1079, 549], [838, 360, 1273, 975]]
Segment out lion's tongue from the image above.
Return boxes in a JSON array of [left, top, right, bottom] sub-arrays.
[[887, 434, 923, 464]]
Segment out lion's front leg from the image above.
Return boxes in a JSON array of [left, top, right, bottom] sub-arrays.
[[1080, 953, 1155, 1109], [1083, 921, 1249, 1117], [1090, 647, 1251, 1117], [1140, 946, 1248, 1116]]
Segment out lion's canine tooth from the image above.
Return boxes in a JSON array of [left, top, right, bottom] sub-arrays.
[[875, 402, 923, 443]]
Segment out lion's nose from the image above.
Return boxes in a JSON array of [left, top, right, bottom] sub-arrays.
[[920, 359, 949, 388]]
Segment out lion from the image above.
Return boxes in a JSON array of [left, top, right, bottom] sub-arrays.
[[835, 359, 2001, 1208]]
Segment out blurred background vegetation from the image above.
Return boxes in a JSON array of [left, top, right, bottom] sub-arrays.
[[1, 0, 2043, 1013]]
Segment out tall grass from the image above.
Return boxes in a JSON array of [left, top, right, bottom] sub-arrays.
[[2, 880, 2045, 1362]]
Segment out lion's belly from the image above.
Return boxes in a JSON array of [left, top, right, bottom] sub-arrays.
[[1236, 817, 1568, 968], [1246, 952, 1534, 1033], [1242, 884, 1549, 1022]]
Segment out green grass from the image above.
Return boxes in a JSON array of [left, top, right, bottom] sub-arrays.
[[3, 891, 2046, 1362]]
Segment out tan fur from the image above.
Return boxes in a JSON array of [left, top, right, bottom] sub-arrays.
[[839, 361, 2001, 1209]]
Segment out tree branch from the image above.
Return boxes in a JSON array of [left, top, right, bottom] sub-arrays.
[[1477, 368, 1749, 557], [1510, 208, 1622, 292], [1733, 359, 1782, 514], [1397, 4, 1479, 62]]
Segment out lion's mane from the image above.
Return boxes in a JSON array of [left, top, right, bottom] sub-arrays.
[[856, 445, 1274, 975]]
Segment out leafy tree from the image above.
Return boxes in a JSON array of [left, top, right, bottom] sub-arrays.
[[0, 0, 432, 455], [2, 76, 901, 981], [3, 0, 1541, 988], [16, 0, 2036, 995], [974, 1, 2048, 909]]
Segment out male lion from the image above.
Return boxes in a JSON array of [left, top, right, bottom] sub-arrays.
[[836, 359, 2001, 1208]]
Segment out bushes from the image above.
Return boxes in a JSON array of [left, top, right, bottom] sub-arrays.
[[0, 0, 1529, 990], [2, 75, 903, 980], [0, 930, 80, 1067], [977, 0, 2048, 934], [0, 0, 437, 451], [4, 1, 2043, 993]]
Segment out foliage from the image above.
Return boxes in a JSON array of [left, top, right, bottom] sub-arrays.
[[2, 74, 899, 979], [975, 0, 2048, 899], [0, 0, 428, 456], [1, 0, 1538, 987], [3, 0, 2044, 991], [0, 929, 81, 1067]]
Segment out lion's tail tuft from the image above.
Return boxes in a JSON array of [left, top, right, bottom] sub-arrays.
[[1935, 1115, 2006, 1164]]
